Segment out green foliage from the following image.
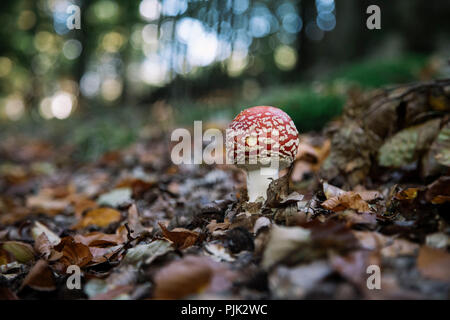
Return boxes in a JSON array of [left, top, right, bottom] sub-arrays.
[[251, 85, 345, 132], [329, 55, 428, 88]]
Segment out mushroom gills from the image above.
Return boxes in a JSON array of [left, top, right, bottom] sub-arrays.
[[246, 167, 279, 202]]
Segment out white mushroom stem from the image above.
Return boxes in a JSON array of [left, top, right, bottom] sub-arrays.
[[246, 167, 279, 202]]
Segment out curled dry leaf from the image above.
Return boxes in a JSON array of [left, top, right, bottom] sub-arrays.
[[253, 216, 272, 235], [20, 259, 56, 291], [127, 204, 146, 237], [34, 233, 53, 259], [153, 255, 234, 299], [322, 192, 370, 213], [323, 182, 381, 202], [323, 182, 346, 199], [54, 237, 93, 268], [31, 221, 61, 245], [425, 176, 450, 204], [73, 207, 121, 229], [158, 222, 199, 250]]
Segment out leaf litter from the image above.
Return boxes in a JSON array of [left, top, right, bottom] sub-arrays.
[[0, 80, 449, 299]]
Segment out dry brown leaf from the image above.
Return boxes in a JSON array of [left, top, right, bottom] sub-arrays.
[[88, 245, 122, 264], [153, 255, 234, 299], [70, 197, 98, 219], [323, 182, 346, 199], [54, 237, 93, 268], [73, 207, 121, 229], [425, 176, 450, 204], [322, 192, 370, 213], [74, 232, 125, 247], [34, 233, 53, 259], [206, 219, 230, 234], [0, 247, 14, 265], [20, 259, 56, 291], [127, 204, 146, 237], [158, 222, 199, 250], [395, 188, 419, 201], [330, 250, 380, 286], [323, 183, 381, 202], [26, 194, 69, 214], [31, 221, 61, 245], [417, 246, 450, 282]]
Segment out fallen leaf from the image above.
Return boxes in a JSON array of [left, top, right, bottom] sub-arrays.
[[0, 247, 14, 265], [158, 222, 199, 250], [54, 237, 93, 268], [153, 255, 234, 299], [73, 232, 125, 247], [206, 219, 230, 234], [425, 176, 450, 204], [322, 192, 370, 212], [2, 241, 35, 263], [204, 243, 235, 262], [20, 259, 55, 291], [26, 194, 69, 214], [416, 246, 450, 282], [324, 183, 381, 202], [395, 188, 419, 201], [73, 208, 121, 229], [34, 233, 53, 259], [127, 204, 146, 237], [262, 225, 310, 269], [31, 221, 61, 245], [323, 182, 346, 199], [253, 217, 272, 235], [330, 250, 380, 286], [123, 240, 172, 267], [97, 188, 132, 207]]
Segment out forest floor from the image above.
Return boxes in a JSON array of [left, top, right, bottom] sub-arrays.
[[0, 80, 449, 300]]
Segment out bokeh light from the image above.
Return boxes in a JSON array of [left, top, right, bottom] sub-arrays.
[[51, 91, 74, 119], [274, 45, 297, 70], [0, 57, 13, 78], [3, 95, 25, 121], [140, 0, 161, 21], [62, 39, 83, 60]]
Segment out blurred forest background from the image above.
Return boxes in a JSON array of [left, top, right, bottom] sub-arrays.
[[0, 0, 449, 161]]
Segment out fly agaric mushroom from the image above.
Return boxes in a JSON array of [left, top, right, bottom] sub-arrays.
[[226, 106, 299, 202]]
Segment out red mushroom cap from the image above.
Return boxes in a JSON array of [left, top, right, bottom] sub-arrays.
[[226, 106, 299, 170]]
